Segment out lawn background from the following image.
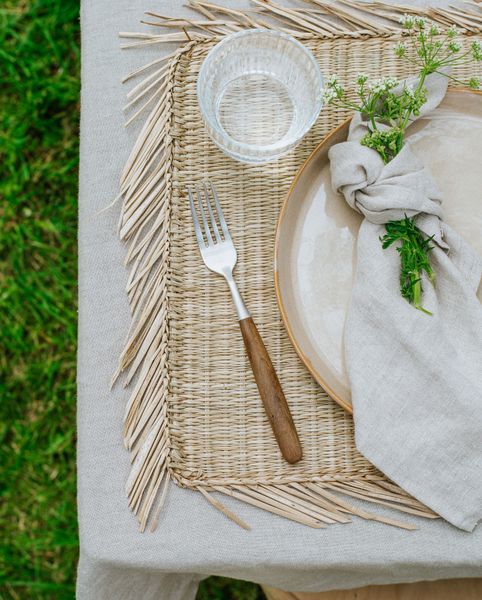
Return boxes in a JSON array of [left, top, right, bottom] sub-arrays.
[[0, 1, 264, 598]]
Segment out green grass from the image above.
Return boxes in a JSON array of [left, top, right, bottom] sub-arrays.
[[1, 1, 80, 598], [0, 1, 263, 598]]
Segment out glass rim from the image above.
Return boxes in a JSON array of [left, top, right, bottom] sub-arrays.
[[197, 28, 324, 159]]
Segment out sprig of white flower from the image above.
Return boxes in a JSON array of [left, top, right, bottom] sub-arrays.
[[472, 40, 482, 61], [448, 40, 461, 53], [399, 13, 414, 29], [447, 25, 458, 38], [414, 16, 427, 29], [368, 77, 399, 94], [394, 42, 406, 58], [404, 84, 415, 99], [321, 87, 337, 104], [323, 74, 345, 104]]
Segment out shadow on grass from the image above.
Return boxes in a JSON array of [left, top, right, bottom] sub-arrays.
[[198, 577, 265, 600]]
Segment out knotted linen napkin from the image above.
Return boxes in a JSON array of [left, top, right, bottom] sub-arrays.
[[328, 73, 482, 531]]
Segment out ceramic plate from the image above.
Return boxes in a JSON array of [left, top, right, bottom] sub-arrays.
[[275, 90, 482, 413]]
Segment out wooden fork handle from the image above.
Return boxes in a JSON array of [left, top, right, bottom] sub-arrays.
[[239, 317, 302, 464]]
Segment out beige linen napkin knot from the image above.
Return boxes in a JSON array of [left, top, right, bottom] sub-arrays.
[[328, 73, 482, 531]]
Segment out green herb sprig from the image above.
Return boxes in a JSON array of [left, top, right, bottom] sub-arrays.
[[381, 216, 436, 315], [322, 16, 482, 312]]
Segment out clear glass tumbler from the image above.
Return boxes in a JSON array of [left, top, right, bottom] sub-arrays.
[[197, 29, 323, 164]]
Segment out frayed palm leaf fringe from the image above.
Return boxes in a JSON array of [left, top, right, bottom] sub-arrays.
[[113, 0, 482, 532]]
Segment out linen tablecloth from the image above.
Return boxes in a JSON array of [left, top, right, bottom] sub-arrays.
[[77, 1, 482, 598]]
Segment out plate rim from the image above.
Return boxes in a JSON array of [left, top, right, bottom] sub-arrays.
[[274, 88, 482, 414]]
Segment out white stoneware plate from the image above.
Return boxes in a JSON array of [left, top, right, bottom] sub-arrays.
[[275, 90, 482, 413]]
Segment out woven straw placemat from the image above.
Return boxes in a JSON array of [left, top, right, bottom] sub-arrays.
[[114, 1, 482, 532]]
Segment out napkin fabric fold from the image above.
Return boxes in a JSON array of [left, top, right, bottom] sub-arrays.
[[328, 73, 482, 531]]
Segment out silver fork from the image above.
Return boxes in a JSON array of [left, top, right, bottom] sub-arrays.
[[187, 182, 302, 464]]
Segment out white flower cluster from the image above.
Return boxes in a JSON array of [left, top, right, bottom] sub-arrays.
[[448, 40, 461, 53], [368, 77, 399, 94], [321, 75, 344, 104], [399, 13, 414, 28], [400, 14, 427, 29], [394, 41, 406, 57], [472, 40, 482, 61], [404, 84, 415, 99], [447, 25, 459, 38], [321, 87, 337, 104]]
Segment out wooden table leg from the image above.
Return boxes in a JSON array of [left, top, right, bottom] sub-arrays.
[[262, 579, 482, 600]]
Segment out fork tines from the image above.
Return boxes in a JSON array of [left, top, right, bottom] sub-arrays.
[[187, 182, 231, 248]]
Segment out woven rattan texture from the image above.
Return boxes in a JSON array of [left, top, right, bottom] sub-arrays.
[[166, 36, 477, 488]]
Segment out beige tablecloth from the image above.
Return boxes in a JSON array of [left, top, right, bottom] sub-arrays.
[[77, 1, 482, 598]]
